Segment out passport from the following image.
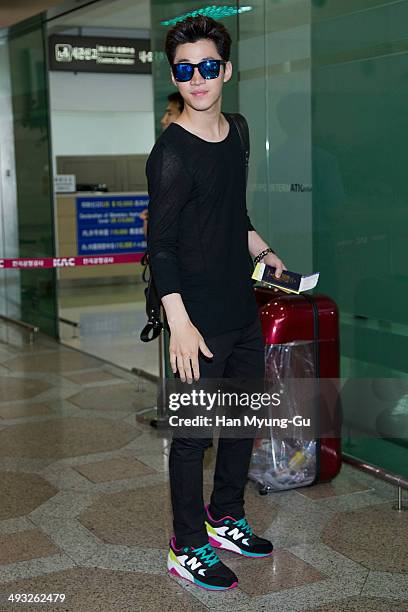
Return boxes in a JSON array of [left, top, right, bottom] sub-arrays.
[[252, 263, 319, 294]]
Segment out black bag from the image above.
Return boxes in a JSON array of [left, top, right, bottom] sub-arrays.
[[140, 113, 250, 342], [140, 252, 163, 342]]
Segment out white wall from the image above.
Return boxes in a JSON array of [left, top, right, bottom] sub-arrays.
[[49, 71, 155, 161]]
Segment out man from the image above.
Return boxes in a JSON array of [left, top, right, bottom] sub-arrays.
[[160, 91, 184, 130], [146, 15, 285, 591]]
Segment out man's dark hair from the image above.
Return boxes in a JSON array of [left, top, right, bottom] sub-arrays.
[[167, 91, 184, 112], [165, 15, 231, 65]]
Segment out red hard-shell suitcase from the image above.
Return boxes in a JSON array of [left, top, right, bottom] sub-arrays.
[[252, 287, 342, 488]]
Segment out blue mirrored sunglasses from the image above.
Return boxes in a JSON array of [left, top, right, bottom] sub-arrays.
[[171, 59, 226, 82]]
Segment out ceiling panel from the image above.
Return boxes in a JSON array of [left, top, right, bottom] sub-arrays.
[[0, 0, 150, 29], [0, 0, 64, 26], [51, 0, 150, 29]]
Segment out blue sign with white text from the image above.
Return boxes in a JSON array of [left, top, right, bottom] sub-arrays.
[[76, 195, 148, 255]]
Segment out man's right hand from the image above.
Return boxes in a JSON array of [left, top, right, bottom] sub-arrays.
[[168, 319, 213, 383]]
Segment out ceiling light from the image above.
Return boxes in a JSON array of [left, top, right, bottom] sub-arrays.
[[161, 5, 253, 26]]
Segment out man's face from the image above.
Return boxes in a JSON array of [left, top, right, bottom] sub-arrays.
[[160, 101, 181, 130], [170, 38, 232, 112]]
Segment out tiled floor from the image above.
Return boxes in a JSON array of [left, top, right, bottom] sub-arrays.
[[0, 333, 407, 611]]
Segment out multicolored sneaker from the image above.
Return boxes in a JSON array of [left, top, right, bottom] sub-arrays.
[[205, 505, 273, 558], [167, 536, 238, 591]]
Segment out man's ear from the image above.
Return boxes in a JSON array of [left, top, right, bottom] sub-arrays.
[[170, 68, 177, 88], [223, 60, 233, 84]]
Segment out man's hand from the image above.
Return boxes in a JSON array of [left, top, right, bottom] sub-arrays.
[[248, 231, 286, 282], [168, 319, 213, 383], [263, 252, 286, 278], [161, 293, 213, 382]]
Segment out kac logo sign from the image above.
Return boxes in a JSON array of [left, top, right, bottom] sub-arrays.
[[53, 258, 75, 267], [0, 259, 4, 268]]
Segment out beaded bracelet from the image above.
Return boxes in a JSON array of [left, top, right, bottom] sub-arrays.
[[253, 247, 275, 266]]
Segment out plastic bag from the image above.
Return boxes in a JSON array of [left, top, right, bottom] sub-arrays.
[[249, 341, 318, 491]]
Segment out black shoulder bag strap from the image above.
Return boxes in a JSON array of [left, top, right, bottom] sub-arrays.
[[228, 112, 256, 282], [228, 112, 250, 187], [140, 252, 163, 343]]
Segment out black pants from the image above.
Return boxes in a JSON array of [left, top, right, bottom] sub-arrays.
[[169, 316, 265, 547]]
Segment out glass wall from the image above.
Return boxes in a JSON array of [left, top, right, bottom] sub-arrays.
[[239, 0, 312, 271], [0, 33, 20, 326], [312, 0, 408, 475], [312, 0, 408, 376], [6, 16, 57, 336]]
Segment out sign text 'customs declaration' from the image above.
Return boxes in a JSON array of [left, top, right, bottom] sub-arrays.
[[49, 35, 152, 74]]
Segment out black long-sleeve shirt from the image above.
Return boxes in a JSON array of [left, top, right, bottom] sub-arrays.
[[146, 112, 258, 338]]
